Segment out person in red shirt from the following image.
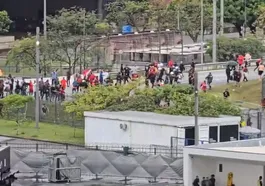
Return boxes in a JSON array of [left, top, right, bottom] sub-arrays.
[[60, 77, 67, 90], [88, 73, 96, 86], [237, 55, 244, 66], [200, 80, 207, 93], [29, 80, 33, 95], [168, 59, 173, 67]]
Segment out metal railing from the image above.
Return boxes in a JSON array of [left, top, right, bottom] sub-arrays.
[[0, 136, 183, 157]]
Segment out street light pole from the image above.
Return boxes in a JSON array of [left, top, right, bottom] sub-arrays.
[[220, 0, 224, 35], [194, 72, 199, 146], [43, 0, 47, 39], [212, 0, 217, 63], [35, 27, 40, 129], [200, 0, 204, 64], [244, 0, 247, 37]]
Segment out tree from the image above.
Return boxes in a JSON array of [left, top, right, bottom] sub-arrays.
[[0, 95, 33, 135], [169, 0, 213, 42], [6, 36, 50, 73], [47, 7, 110, 73], [207, 36, 265, 61], [105, 0, 150, 32], [0, 10, 12, 34], [64, 81, 139, 118], [256, 4, 265, 36], [148, 0, 172, 61], [222, 0, 263, 36]]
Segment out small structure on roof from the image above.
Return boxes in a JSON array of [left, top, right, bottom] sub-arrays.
[[183, 138, 265, 186], [84, 111, 240, 148]]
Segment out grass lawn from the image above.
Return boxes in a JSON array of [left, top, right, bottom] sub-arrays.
[[210, 80, 262, 108], [0, 119, 84, 145]]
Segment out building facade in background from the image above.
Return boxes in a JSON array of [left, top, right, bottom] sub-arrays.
[[0, 0, 112, 33]]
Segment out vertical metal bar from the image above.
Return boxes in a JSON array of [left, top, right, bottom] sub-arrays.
[[200, 0, 204, 64], [43, 0, 47, 39], [181, 31, 184, 62], [212, 0, 217, 63], [177, 10, 180, 31], [35, 27, 40, 129], [158, 26, 162, 62], [194, 72, 199, 145], [244, 0, 247, 37], [220, 0, 224, 35]]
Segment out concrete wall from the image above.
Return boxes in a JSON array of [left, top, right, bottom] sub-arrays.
[[84, 117, 182, 146], [189, 156, 263, 186]]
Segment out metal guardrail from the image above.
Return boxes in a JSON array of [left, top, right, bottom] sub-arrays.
[[120, 59, 259, 72], [185, 59, 258, 71]]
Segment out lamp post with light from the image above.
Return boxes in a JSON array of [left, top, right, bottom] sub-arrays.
[[35, 27, 40, 129]]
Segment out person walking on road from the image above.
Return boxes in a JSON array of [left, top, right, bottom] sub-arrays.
[[254, 58, 262, 71], [205, 72, 213, 90], [226, 66, 232, 83]]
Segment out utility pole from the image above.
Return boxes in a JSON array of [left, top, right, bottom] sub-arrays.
[[35, 27, 40, 129], [212, 0, 217, 63], [200, 0, 204, 64], [220, 0, 224, 35], [194, 72, 199, 145], [43, 0, 47, 39], [244, 0, 247, 37]]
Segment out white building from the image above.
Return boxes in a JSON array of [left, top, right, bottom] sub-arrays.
[[183, 138, 265, 186], [84, 111, 240, 147]]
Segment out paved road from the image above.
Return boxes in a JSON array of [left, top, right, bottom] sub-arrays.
[[15, 66, 259, 99], [181, 67, 259, 85]]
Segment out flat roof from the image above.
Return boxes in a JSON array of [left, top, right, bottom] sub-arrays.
[[84, 111, 240, 128], [213, 146, 265, 154]]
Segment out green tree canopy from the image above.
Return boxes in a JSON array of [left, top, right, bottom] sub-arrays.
[[64, 84, 241, 118], [47, 7, 110, 73], [222, 0, 263, 36], [105, 0, 150, 32], [169, 0, 213, 42], [6, 36, 50, 72], [0, 10, 12, 34], [207, 36, 265, 61]]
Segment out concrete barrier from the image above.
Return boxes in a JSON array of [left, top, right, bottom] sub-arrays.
[[0, 36, 15, 43], [184, 59, 258, 71]]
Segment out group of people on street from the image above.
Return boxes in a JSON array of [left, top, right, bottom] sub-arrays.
[[144, 60, 185, 88]]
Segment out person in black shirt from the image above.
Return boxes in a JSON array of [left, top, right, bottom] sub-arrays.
[[115, 72, 122, 85], [179, 61, 185, 74], [210, 174, 215, 186], [223, 88, 230, 99], [193, 176, 199, 186], [123, 66, 131, 84], [226, 66, 232, 83]]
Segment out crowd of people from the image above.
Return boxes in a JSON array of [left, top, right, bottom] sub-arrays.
[[143, 60, 186, 88], [0, 52, 263, 102]]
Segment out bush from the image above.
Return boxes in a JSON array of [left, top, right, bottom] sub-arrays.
[[65, 83, 241, 117], [207, 36, 265, 61]]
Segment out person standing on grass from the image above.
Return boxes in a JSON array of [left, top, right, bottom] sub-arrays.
[[243, 66, 248, 82], [200, 80, 207, 93], [258, 62, 265, 80], [223, 88, 230, 99]]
